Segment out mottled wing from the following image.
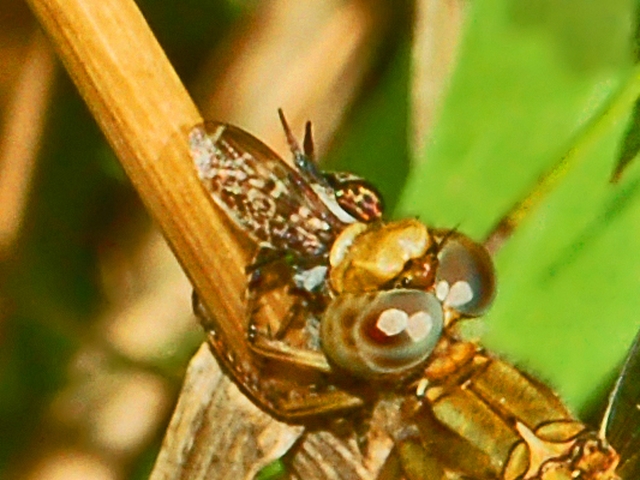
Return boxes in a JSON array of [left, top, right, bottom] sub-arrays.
[[601, 328, 640, 478], [191, 122, 346, 258]]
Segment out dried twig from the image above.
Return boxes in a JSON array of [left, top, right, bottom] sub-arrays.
[[25, 0, 303, 476], [26, 0, 254, 382]]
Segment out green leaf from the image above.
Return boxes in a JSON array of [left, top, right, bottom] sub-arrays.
[[255, 459, 288, 480], [396, 0, 639, 414]]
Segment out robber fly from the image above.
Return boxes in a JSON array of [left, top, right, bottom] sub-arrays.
[[191, 109, 384, 298], [190, 111, 496, 415], [190, 113, 632, 479]]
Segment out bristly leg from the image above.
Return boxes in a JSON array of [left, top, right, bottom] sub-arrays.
[[194, 288, 366, 422]]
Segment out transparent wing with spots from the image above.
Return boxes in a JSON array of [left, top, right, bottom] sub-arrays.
[[191, 122, 348, 260]]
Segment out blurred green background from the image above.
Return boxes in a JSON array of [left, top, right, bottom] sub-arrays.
[[1, 0, 639, 478]]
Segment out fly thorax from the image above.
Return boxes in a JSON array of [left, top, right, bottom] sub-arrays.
[[329, 219, 432, 294]]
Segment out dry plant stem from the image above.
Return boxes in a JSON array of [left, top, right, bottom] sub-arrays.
[[25, 0, 261, 361], [0, 29, 55, 258], [25, 0, 304, 476]]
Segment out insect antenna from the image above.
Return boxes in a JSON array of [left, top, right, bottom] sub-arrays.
[[278, 108, 304, 160], [303, 120, 315, 162], [278, 108, 325, 183]]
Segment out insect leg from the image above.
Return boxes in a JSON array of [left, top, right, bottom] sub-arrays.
[[195, 287, 364, 421], [248, 331, 332, 373], [246, 276, 332, 375], [244, 246, 292, 339], [270, 387, 366, 422], [246, 329, 368, 420]]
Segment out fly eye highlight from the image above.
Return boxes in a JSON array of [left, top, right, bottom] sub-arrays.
[[434, 232, 496, 317], [320, 290, 444, 380], [324, 172, 384, 223]]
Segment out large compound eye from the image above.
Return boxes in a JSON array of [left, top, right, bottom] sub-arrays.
[[325, 172, 384, 222], [434, 232, 496, 317], [320, 290, 443, 380]]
